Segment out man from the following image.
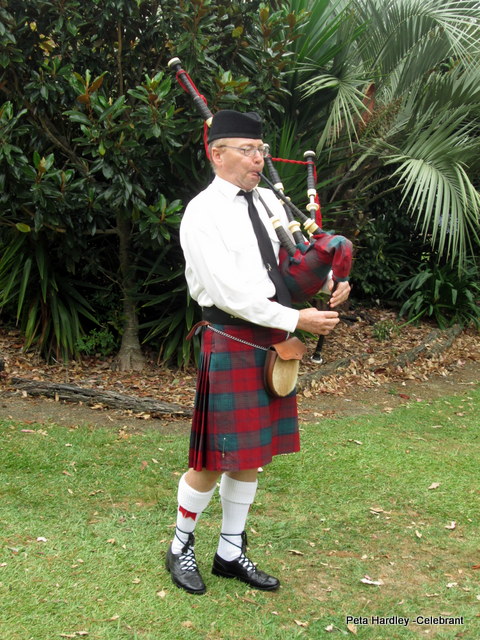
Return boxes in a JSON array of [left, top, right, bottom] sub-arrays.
[[166, 109, 350, 595]]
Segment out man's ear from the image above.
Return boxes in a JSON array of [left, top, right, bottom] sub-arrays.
[[210, 147, 223, 168]]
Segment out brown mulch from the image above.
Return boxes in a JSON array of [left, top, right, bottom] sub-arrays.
[[298, 308, 479, 394], [0, 306, 478, 424]]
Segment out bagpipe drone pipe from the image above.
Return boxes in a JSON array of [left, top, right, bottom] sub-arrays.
[[167, 57, 353, 360]]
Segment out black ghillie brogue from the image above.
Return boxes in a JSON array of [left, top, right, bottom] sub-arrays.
[[166, 533, 206, 595], [211, 531, 280, 591]]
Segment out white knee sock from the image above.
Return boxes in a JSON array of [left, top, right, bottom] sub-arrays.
[[216, 475, 258, 561], [171, 473, 216, 554]]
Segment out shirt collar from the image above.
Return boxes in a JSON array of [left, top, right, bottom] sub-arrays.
[[212, 175, 259, 203]]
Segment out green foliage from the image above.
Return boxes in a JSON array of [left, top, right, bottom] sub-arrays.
[[2, 0, 479, 366], [76, 327, 118, 357], [350, 202, 429, 301], [0, 231, 98, 360], [371, 319, 399, 342], [393, 259, 480, 330], [284, 0, 480, 268], [0, 0, 307, 367], [137, 247, 199, 368]]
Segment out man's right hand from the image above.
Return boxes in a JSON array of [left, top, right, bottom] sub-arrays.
[[296, 308, 339, 335]]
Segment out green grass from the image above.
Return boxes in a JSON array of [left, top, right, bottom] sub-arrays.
[[1, 387, 479, 640]]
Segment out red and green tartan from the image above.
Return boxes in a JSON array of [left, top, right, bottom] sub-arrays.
[[189, 324, 300, 471], [279, 230, 353, 303]]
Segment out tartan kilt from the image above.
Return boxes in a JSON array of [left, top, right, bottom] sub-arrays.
[[189, 323, 300, 472]]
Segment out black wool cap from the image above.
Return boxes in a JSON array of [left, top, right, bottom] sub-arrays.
[[208, 109, 263, 143]]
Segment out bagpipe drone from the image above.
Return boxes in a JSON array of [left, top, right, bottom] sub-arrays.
[[167, 57, 353, 362]]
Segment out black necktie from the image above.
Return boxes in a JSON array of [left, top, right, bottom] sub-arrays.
[[238, 190, 291, 307]]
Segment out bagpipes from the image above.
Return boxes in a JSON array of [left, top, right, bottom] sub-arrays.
[[168, 57, 353, 362]]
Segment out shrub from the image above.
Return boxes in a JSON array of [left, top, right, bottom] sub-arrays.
[[393, 260, 480, 329], [351, 211, 429, 302], [76, 328, 118, 357]]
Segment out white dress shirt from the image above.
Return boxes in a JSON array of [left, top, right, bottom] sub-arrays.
[[180, 175, 300, 332]]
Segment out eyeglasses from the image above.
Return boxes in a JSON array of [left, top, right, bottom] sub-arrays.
[[215, 144, 268, 158]]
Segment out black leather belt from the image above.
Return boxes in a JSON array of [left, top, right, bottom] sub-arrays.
[[202, 306, 253, 326]]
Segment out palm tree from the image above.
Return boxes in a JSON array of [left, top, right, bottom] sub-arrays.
[[279, 0, 480, 267]]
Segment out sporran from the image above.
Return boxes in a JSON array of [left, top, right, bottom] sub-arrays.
[[263, 336, 306, 397]]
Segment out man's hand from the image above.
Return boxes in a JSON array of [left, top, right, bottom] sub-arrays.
[[328, 280, 351, 308], [296, 308, 340, 335]]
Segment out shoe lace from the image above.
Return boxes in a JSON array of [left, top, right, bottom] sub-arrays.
[[237, 552, 256, 572], [220, 530, 257, 573], [179, 534, 199, 573]]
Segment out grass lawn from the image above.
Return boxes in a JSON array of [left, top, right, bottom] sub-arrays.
[[1, 386, 479, 640]]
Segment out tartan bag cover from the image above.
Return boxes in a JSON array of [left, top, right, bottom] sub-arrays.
[[279, 230, 353, 303], [189, 323, 300, 471]]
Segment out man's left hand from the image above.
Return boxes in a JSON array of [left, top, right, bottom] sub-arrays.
[[328, 280, 351, 308]]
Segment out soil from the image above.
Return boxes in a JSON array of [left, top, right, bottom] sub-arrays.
[[0, 307, 478, 432]]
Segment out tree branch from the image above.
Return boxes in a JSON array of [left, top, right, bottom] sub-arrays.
[[117, 21, 124, 96], [6, 69, 91, 177]]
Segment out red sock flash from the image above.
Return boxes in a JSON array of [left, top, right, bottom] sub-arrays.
[[179, 506, 198, 521]]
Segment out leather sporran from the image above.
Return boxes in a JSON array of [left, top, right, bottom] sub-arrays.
[[263, 336, 306, 397]]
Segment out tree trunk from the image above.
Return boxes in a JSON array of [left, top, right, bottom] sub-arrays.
[[114, 212, 146, 371]]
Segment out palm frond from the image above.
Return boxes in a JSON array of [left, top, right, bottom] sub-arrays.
[[356, 0, 480, 74], [419, 62, 480, 112], [385, 111, 480, 263], [300, 73, 369, 151]]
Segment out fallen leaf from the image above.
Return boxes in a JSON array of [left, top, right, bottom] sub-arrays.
[[428, 482, 440, 490], [445, 521, 456, 530], [288, 549, 304, 556], [181, 621, 194, 628], [294, 620, 309, 627], [347, 622, 358, 634], [156, 590, 167, 598], [325, 624, 334, 632], [361, 575, 384, 586]]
